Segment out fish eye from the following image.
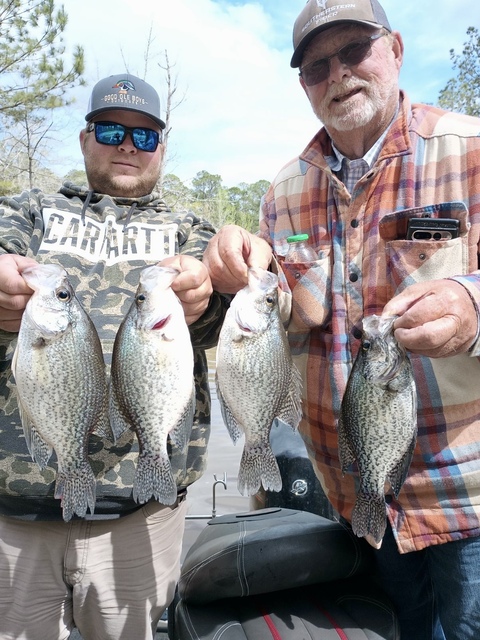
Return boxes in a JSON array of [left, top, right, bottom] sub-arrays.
[[136, 293, 147, 303], [362, 339, 371, 350], [56, 288, 71, 302]]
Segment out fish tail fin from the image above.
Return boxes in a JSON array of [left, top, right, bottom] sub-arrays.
[[55, 461, 96, 522], [352, 492, 387, 547], [133, 453, 177, 506], [237, 445, 282, 496]]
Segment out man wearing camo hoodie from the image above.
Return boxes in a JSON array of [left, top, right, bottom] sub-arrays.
[[0, 73, 228, 640]]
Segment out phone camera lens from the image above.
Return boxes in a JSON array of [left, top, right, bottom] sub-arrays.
[[433, 232, 442, 241]]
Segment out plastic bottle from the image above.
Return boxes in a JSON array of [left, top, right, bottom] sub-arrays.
[[284, 234, 318, 262]]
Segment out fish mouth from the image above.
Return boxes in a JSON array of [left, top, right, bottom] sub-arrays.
[[234, 312, 256, 334], [152, 315, 171, 330], [238, 324, 253, 333]]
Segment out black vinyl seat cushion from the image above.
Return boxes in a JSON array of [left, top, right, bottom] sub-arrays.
[[173, 508, 399, 639], [178, 508, 372, 604], [175, 578, 399, 640]]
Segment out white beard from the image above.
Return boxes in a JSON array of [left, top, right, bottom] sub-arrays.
[[313, 78, 396, 132]]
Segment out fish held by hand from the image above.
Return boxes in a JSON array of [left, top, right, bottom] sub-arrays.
[[110, 265, 195, 506], [12, 263, 110, 521], [338, 314, 417, 548], [216, 267, 302, 496]]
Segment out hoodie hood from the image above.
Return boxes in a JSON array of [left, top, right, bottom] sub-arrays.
[[60, 181, 169, 212], [59, 181, 171, 228]]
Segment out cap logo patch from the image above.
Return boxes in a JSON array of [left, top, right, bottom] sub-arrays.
[[101, 79, 149, 109], [302, 3, 356, 34], [112, 79, 136, 94]]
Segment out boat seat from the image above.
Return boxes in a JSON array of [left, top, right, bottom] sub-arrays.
[[171, 508, 399, 639]]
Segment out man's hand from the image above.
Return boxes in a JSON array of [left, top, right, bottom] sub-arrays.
[[0, 254, 38, 332], [159, 254, 213, 325], [382, 279, 478, 358], [203, 224, 272, 294]]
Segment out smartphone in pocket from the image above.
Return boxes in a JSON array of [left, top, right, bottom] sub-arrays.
[[406, 218, 460, 241]]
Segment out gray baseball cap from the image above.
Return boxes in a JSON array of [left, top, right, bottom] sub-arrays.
[[85, 73, 166, 129], [291, 0, 391, 68]]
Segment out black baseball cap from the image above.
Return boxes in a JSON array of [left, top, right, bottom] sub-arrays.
[[85, 73, 166, 129], [291, 0, 391, 68]]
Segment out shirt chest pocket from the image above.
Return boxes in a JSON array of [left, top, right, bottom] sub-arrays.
[[277, 246, 332, 330], [379, 202, 470, 296]]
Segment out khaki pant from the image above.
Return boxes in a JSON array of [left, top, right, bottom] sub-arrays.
[[0, 496, 187, 640]]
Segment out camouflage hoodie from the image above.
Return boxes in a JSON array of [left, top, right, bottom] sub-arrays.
[[0, 182, 229, 520]]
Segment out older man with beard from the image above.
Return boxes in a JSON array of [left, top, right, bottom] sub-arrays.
[[203, 1, 480, 639]]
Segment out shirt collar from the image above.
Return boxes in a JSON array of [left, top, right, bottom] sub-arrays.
[[325, 103, 400, 173]]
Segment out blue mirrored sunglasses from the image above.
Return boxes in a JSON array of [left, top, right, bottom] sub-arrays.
[[87, 121, 161, 152]]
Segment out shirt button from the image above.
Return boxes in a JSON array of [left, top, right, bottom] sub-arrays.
[[353, 327, 362, 339], [349, 273, 358, 282], [351, 219, 359, 228]]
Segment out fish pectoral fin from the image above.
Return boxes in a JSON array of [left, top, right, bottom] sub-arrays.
[[388, 436, 417, 497], [216, 379, 243, 444]]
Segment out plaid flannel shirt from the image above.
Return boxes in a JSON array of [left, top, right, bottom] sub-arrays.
[[260, 92, 480, 553]]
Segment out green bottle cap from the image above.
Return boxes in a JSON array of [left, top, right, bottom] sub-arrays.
[[287, 234, 309, 243]]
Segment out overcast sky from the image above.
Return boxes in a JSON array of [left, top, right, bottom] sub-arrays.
[[56, 0, 477, 188]]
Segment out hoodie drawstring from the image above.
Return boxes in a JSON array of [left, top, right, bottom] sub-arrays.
[[81, 190, 94, 226], [123, 202, 137, 232]]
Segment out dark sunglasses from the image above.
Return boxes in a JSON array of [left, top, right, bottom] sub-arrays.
[[299, 32, 388, 87], [87, 121, 161, 152]]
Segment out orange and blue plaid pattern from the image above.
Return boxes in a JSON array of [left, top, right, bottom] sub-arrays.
[[260, 92, 480, 553]]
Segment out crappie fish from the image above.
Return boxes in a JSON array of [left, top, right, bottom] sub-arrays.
[[338, 314, 417, 548], [12, 263, 110, 521], [216, 267, 302, 496], [110, 265, 195, 506]]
